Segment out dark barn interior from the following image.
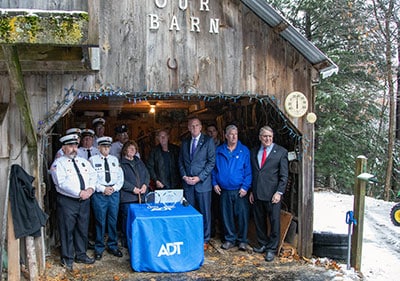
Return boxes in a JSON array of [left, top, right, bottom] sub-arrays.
[[44, 94, 302, 250]]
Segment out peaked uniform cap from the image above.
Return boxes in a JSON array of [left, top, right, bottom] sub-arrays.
[[115, 124, 128, 134], [97, 136, 112, 146], [92, 117, 106, 127], [60, 134, 80, 145], [81, 129, 95, 137], [66, 128, 82, 135]]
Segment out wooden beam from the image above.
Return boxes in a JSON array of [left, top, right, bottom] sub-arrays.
[[2, 45, 43, 280], [2, 45, 37, 148], [0, 46, 84, 61], [0, 61, 90, 73], [0, 10, 89, 45]]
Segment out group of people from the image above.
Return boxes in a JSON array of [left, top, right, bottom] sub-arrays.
[[50, 116, 288, 271]]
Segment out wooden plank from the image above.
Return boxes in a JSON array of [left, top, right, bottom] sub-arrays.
[[88, 0, 100, 46], [0, 46, 84, 61], [0, 61, 89, 73], [0, 0, 87, 10], [278, 210, 293, 254], [26, 237, 39, 280], [7, 204, 20, 281]]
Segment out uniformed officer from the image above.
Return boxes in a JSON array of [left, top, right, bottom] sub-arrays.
[[78, 129, 100, 160], [50, 134, 96, 271], [92, 117, 106, 145], [54, 128, 81, 159], [110, 124, 129, 160], [89, 136, 124, 260]]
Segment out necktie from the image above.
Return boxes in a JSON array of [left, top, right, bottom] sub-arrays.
[[104, 157, 111, 183], [261, 147, 267, 167], [191, 138, 197, 159], [72, 158, 85, 190], [87, 149, 91, 159]]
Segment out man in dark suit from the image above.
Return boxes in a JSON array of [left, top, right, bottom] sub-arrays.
[[249, 125, 288, 262], [179, 117, 216, 250]]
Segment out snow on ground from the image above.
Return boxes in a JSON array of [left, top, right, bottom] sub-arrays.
[[314, 191, 400, 281]]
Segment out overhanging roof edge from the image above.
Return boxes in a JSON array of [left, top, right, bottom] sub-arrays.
[[241, 0, 338, 79]]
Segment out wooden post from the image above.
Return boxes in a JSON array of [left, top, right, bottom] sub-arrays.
[[7, 204, 20, 281], [351, 155, 367, 271]]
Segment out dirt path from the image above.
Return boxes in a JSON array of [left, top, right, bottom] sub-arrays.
[[39, 238, 358, 281], [314, 191, 400, 281]]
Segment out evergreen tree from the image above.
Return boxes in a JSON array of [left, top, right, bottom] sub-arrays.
[[269, 0, 399, 198]]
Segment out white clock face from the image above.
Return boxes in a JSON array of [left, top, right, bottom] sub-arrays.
[[284, 91, 308, 118]]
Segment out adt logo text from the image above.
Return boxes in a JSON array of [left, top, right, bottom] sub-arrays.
[[157, 242, 184, 257]]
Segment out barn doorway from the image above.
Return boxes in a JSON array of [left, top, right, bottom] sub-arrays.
[[45, 94, 302, 249]]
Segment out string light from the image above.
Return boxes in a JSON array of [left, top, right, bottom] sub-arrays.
[[37, 86, 310, 154]]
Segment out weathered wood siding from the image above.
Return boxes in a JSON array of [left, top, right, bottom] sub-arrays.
[[0, 0, 87, 11], [0, 0, 320, 258], [97, 1, 313, 100]]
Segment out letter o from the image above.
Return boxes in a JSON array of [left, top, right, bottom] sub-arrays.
[[155, 0, 167, 8]]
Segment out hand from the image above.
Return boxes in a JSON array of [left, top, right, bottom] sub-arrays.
[[183, 176, 200, 186], [214, 185, 221, 195], [156, 180, 164, 189], [104, 186, 114, 196], [249, 192, 254, 204], [80, 188, 94, 200], [139, 184, 147, 194], [272, 192, 282, 204], [239, 188, 247, 198]]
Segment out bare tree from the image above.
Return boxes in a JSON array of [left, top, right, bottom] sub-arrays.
[[372, 0, 397, 200]]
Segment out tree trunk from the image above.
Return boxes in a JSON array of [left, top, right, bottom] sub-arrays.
[[381, 0, 395, 201], [396, 19, 400, 140]]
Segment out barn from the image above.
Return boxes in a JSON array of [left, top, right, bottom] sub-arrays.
[[0, 0, 338, 279]]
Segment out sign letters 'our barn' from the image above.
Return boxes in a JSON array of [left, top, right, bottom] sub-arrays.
[[149, 0, 220, 33]]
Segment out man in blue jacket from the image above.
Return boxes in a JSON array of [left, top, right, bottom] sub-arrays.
[[212, 124, 252, 251]]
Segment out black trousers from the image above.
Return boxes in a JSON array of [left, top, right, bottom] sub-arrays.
[[252, 199, 281, 252], [57, 194, 90, 264]]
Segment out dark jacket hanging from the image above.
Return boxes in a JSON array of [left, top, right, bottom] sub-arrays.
[[9, 164, 49, 239]]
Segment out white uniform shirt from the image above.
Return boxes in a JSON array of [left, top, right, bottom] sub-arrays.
[[55, 148, 64, 159], [110, 141, 123, 160], [89, 154, 124, 193], [50, 156, 97, 198], [77, 146, 100, 160]]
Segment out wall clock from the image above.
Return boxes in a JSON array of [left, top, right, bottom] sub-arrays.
[[284, 91, 308, 118]]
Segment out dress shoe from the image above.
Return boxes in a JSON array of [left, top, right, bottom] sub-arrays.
[[88, 240, 95, 250], [60, 259, 73, 271], [75, 255, 95, 264], [253, 245, 267, 253], [107, 248, 123, 257], [204, 243, 209, 251], [238, 242, 247, 251], [265, 251, 275, 262], [94, 252, 102, 260], [221, 241, 235, 250]]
